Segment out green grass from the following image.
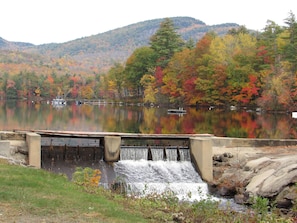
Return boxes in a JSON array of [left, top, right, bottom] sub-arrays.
[[0, 160, 148, 223]]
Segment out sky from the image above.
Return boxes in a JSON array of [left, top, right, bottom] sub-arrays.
[[1, 0, 296, 45]]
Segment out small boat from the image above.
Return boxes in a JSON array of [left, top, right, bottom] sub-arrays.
[[52, 96, 67, 107], [167, 107, 186, 114]]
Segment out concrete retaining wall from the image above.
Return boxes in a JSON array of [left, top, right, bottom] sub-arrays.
[[0, 140, 11, 157], [104, 136, 121, 162], [26, 133, 41, 168], [0, 131, 26, 140], [2, 131, 297, 178], [0, 131, 40, 168], [190, 137, 213, 182], [211, 136, 297, 147]]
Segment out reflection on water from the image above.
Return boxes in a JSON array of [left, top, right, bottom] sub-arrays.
[[1, 100, 297, 138]]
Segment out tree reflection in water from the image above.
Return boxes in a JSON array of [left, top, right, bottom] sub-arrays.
[[1, 100, 297, 139]]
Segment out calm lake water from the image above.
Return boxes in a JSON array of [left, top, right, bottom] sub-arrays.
[[1, 100, 297, 139]]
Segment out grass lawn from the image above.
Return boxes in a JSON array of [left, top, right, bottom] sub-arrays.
[[0, 159, 148, 223]]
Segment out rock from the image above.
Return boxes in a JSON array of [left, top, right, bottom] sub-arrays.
[[217, 184, 237, 197], [244, 156, 297, 198], [234, 194, 245, 204], [213, 154, 229, 162], [223, 152, 233, 158], [211, 146, 297, 212], [246, 169, 275, 194], [275, 186, 297, 209], [259, 163, 297, 197], [244, 157, 271, 172], [172, 212, 185, 223], [276, 199, 293, 209]]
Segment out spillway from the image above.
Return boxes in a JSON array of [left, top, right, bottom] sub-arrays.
[[113, 160, 211, 202]]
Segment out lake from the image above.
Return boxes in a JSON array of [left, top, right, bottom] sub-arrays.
[[1, 100, 297, 139]]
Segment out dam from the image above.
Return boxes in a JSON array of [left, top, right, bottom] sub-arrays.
[[3, 130, 297, 186], [39, 131, 213, 182]]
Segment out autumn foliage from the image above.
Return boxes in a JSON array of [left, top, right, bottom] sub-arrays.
[[1, 12, 297, 111]]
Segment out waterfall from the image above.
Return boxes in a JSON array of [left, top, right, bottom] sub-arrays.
[[150, 146, 164, 161], [179, 148, 191, 161], [113, 160, 213, 202], [165, 147, 178, 161], [120, 146, 148, 160], [120, 146, 191, 161]]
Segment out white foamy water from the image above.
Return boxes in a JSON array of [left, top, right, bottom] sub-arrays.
[[113, 160, 215, 202]]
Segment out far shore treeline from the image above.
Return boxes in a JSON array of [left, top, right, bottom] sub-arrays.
[[1, 12, 297, 111]]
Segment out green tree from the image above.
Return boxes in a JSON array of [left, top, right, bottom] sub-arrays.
[[0, 73, 8, 92], [209, 33, 257, 105], [6, 80, 17, 99], [107, 63, 125, 99], [282, 11, 297, 75], [256, 13, 297, 110], [258, 20, 283, 72], [150, 18, 184, 68], [185, 38, 195, 49], [227, 25, 249, 35], [124, 47, 157, 97]]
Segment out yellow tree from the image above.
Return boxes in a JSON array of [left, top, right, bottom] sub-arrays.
[[140, 74, 157, 104], [80, 85, 94, 99], [209, 33, 257, 105], [107, 80, 117, 99], [107, 63, 125, 98]]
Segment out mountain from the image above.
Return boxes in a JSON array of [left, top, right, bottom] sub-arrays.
[[0, 37, 34, 50], [0, 17, 239, 74]]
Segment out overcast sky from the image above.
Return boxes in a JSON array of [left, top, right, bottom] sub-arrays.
[[1, 0, 296, 45]]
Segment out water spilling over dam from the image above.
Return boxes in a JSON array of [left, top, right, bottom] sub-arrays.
[[113, 159, 210, 201], [41, 137, 212, 201]]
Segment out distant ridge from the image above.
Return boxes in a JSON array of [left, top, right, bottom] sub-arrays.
[[0, 37, 34, 50], [0, 17, 239, 73]]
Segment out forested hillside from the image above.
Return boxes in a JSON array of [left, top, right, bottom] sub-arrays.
[[96, 13, 297, 111], [5, 13, 296, 112], [0, 17, 239, 73], [0, 37, 34, 50]]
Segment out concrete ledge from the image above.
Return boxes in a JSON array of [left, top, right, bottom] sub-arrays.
[[190, 137, 213, 182], [0, 140, 11, 157], [26, 133, 41, 168], [212, 136, 297, 147], [0, 131, 26, 140], [104, 136, 121, 162]]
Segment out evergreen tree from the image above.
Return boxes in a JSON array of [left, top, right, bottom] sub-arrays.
[[150, 18, 185, 68], [258, 20, 283, 71], [283, 11, 297, 75], [227, 25, 249, 35]]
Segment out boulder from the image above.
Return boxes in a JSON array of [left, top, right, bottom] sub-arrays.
[[211, 148, 297, 213], [245, 156, 297, 198]]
